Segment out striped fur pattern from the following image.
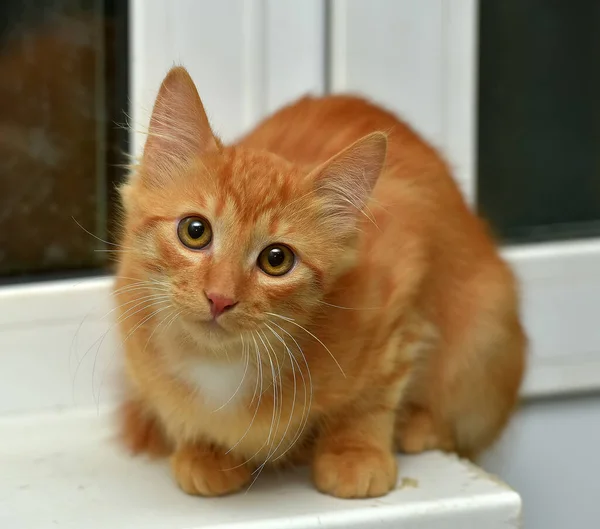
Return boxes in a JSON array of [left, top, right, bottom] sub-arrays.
[[115, 67, 525, 499]]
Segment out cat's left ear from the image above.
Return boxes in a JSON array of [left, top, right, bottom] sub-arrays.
[[308, 131, 387, 230], [142, 66, 219, 178]]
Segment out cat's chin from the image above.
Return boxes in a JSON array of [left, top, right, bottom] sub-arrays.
[[180, 315, 238, 342]]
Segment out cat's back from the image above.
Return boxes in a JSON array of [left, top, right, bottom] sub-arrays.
[[237, 95, 445, 176]]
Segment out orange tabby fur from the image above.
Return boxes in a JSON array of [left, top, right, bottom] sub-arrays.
[[115, 67, 525, 499]]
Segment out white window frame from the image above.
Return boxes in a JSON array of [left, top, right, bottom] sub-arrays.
[[1, 0, 599, 418], [439, 0, 600, 398]]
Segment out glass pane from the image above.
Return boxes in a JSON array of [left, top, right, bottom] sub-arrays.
[[0, 0, 128, 277], [477, 1, 600, 244]]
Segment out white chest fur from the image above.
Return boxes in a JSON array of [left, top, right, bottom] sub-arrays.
[[179, 358, 253, 410]]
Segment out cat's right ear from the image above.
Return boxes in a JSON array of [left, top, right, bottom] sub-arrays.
[[141, 66, 218, 178], [307, 131, 387, 234]]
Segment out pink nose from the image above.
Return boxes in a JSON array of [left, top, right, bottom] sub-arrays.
[[205, 292, 237, 318]]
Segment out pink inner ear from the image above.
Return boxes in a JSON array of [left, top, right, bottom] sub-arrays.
[[311, 132, 387, 224], [143, 66, 218, 169]]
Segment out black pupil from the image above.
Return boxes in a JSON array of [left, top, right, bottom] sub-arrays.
[[187, 220, 205, 239], [267, 248, 285, 267]]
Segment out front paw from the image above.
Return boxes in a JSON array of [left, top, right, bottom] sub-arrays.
[[171, 445, 252, 496], [312, 445, 398, 498]]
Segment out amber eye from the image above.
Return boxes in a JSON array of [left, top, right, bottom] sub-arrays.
[[177, 216, 212, 249], [257, 244, 295, 276]]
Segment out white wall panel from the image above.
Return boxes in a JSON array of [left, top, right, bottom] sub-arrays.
[[265, 0, 325, 114], [131, 0, 325, 153], [329, 0, 477, 202]]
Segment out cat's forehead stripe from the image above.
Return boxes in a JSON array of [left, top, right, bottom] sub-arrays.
[[215, 149, 300, 221]]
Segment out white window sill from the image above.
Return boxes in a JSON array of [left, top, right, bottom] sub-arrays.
[[0, 409, 521, 529]]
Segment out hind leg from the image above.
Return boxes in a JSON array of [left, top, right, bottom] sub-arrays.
[[395, 404, 455, 455], [396, 318, 525, 459]]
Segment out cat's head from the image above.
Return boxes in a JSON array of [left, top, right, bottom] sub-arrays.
[[119, 67, 386, 344]]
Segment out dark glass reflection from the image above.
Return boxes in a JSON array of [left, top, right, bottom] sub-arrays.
[[478, 0, 600, 243], [0, 0, 128, 276]]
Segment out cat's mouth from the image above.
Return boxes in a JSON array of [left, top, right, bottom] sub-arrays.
[[205, 318, 225, 330], [183, 313, 232, 335]]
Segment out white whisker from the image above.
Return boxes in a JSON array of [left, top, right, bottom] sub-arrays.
[[94, 302, 171, 411], [267, 320, 313, 462], [260, 330, 284, 460], [72, 216, 132, 250], [72, 294, 169, 398], [105, 292, 171, 320], [70, 279, 166, 383], [262, 323, 300, 465], [89, 298, 170, 403], [226, 333, 264, 456], [256, 331, 279, 454], [212, 335, 250, 413], [266, 312, 346, 378], [316, 299, 380, 311], [141, 307, 178, 356], [245, 331, 280, 489]]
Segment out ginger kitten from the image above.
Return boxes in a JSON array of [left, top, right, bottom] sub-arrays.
[[115, 66, 525, 499]]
